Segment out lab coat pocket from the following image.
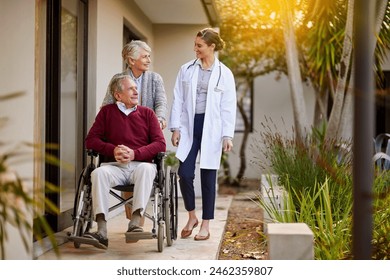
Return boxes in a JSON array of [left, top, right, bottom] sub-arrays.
[[182, 81, 191, 101], [182, 80, 191, 91]]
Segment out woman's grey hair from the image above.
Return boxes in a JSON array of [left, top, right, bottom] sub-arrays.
[[122, 40, 152, 64], [108, 73, 132, 99], [196, 28, 225, 51]]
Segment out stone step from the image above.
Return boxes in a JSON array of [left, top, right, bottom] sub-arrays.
[[267, 223, 314, 260]]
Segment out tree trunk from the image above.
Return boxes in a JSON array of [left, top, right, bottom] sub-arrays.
[[221, 153, 232, 184], [313, 88, 329, 128], [234, 80, 251, 185], [234, 123, 249, 185], [338, 75, 354, 141], [374, 0, 388, 36], [279, 0, 309, 144], [337, 0, 388, 140], [325, 0, 354, 142]]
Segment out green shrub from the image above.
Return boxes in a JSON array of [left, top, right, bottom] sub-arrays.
[[256, 120, 353, 213], [256, 178, 353, 259], [255, 120, 390, 259], [372, 170, 390, 260]]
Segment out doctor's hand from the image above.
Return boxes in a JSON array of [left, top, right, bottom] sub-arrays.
[[223, 139, 233, 152], [171, 130, 180, 147]]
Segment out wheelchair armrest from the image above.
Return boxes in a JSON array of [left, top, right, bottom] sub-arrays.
[[153, 152, 166, 171], [87, 149, 99, 157], [155, 152, 166, 161]]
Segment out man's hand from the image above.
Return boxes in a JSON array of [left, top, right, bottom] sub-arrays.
[[114, 144, 134, 163]]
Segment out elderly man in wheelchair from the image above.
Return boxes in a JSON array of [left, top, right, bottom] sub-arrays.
[[81, 74, 166, 249]]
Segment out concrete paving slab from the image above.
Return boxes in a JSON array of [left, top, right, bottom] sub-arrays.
[[36, 194, 233, 260]]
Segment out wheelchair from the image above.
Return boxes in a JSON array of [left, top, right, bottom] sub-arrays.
[[67, 149, 178, 252]]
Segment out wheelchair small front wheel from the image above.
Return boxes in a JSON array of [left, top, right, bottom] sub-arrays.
[[157, 222, 164, 252]]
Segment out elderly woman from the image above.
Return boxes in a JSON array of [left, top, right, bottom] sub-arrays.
[[102, 40, 168, 129]]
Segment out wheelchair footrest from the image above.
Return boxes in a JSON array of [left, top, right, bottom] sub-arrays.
[[125, 231, 154, 242], [68, 235, 101, 247]]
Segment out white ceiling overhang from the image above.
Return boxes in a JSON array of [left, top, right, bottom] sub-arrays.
[[133, 0, 219, 26]]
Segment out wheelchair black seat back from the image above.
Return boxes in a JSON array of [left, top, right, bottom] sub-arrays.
[[68, 149, 178, 252]]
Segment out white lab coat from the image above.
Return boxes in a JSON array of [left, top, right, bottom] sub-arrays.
[[169, 57, 237, 169]]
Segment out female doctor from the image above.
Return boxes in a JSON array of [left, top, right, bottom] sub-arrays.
[[169, 28, 236, 241]]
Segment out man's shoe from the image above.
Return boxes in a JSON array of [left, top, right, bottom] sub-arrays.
[[83, 232, 108, 249]]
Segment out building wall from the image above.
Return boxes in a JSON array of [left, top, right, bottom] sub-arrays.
[[0, 0, 36, 259]]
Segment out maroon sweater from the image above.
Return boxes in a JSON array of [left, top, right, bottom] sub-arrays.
[[85, 104, 166, 162]]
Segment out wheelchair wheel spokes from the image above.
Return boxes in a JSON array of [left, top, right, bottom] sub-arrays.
[[155, 180, 165, 252], [164, 166, 173, 246], [164, 165, 178, 245], [171, 170, 178, 240], [72, 165, 94, 248]]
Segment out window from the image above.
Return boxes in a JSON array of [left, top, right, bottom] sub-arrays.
[[43, 0, 88, 231]]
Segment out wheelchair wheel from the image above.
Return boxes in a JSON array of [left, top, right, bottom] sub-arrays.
[[164, 166, 178, 246], [164, 166, 172, 246], [72, 164, 94, 248], [157, 222, 164, 252], [171, 169, 178, 240]]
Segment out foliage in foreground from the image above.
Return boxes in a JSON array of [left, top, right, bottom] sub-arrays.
[[254, 120, 390, 259], [1, 92, 59, 259], [256, 178, 353, 259], [0, 146, 60, 259]]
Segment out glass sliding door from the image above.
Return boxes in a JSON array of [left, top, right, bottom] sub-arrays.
[[44, 0, 87, 232]]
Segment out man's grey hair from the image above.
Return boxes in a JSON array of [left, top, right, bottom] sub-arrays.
[[108, 73, 133, 99]]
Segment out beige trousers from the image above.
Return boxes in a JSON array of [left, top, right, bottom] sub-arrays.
[[90, 161, 156, 221]]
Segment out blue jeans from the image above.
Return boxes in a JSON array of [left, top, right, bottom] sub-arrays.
[[178, 114, 217, 220]]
